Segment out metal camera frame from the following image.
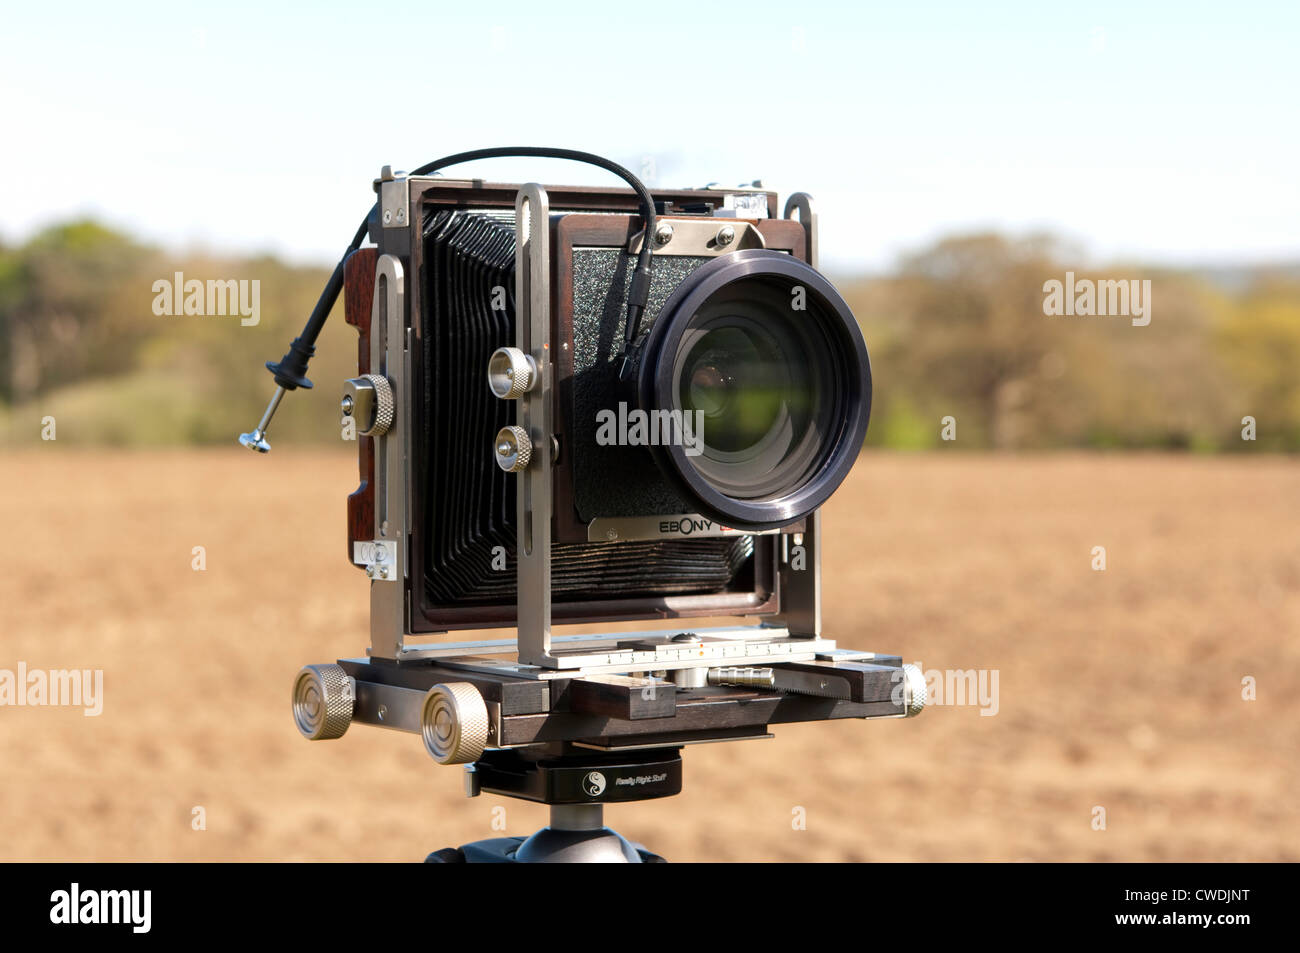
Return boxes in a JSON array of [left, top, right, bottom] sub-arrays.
[[291, 174, 924, 860], [357, 178, 842, 673]]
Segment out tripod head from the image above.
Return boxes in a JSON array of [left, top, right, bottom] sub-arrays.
[[429, 746, 682, 863]]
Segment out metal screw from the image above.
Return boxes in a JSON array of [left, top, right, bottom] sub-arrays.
[[498, 441, 512, 456], [341, 395, 354, 415], [654, 222, 674, 246], [716, 225, 736, 247], [382, 209, 392, 224], [395, 208, 406, 224], [377, 704, 388, 722]]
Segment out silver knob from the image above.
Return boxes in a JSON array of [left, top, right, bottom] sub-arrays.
[[494, 425, 532, 472], [292, 664, 354, 740], [238, 429, 271, 453], [341, 374, 395, 437], [901, 663, 927, 717], [487, 347, 538, 399], [422, 682, 490, 764]]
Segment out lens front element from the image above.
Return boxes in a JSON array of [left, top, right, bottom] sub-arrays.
[[638, 250, 871, 531]]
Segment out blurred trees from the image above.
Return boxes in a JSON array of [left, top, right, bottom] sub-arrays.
[[0, 222, 159, 403], [1213, 279, 1300, 450], [864, 233, 1066, 448], [847, 234, 1299, 451], [1, 219, 1297, 450], [0, 221, 351, 445]]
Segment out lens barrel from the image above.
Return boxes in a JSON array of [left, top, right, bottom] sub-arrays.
[[635, 249, 871, 531]]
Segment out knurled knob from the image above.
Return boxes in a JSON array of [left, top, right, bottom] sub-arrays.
[[494, 425, 532, 473], [421, 682, 490, 764], [487, 347, 538, 399], [292, 664, 354, 740], [901, 663, 927, 717]]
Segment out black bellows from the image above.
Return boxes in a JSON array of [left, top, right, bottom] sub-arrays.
[[419, 209, 753, 607]]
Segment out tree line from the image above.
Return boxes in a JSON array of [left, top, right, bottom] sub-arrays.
[[2, 222, 1296, 450]]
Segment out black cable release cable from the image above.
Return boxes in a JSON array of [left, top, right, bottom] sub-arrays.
[[265, 147, 657, 394]]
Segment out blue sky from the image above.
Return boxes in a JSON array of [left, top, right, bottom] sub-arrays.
[[2, 1, 1296, 273]]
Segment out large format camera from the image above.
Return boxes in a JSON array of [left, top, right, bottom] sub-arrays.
[[242, 149, 923, 862]]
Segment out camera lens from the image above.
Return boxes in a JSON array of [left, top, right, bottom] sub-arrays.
[[637, 249, 871, 531], [684, 351, 739, 423], [675, 304, 820, 495]]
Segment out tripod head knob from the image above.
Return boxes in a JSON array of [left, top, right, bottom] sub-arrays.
[[422, 682, 490, 764], [292, 664, 354, 740], [901, 663, 927, 717]]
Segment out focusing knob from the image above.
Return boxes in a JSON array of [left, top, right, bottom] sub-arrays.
[[901, 663, 927, 717], [292, 664, 354, 740], [421, 682, 490, 764], [487, 347, 538, 399], [341, 374, 395, 437], [494, 425, 532, 472]]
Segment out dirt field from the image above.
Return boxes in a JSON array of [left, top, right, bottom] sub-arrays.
[[1, 449, 1296, 861]]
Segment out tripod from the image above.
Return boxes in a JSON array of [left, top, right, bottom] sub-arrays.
[[425, 747, 679, 863]]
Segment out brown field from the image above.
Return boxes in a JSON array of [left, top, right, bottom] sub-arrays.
[[1, 448, 1296, 862]]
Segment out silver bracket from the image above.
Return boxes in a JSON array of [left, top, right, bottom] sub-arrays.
[[626, 218, 766, 256], [772, 192, 822, 637], [352, 539, 398, 581], [368, 253, 410, 660], [773, 513, 822, 637], [513, 184, 556, 668], [379, 170, 409, 229]]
